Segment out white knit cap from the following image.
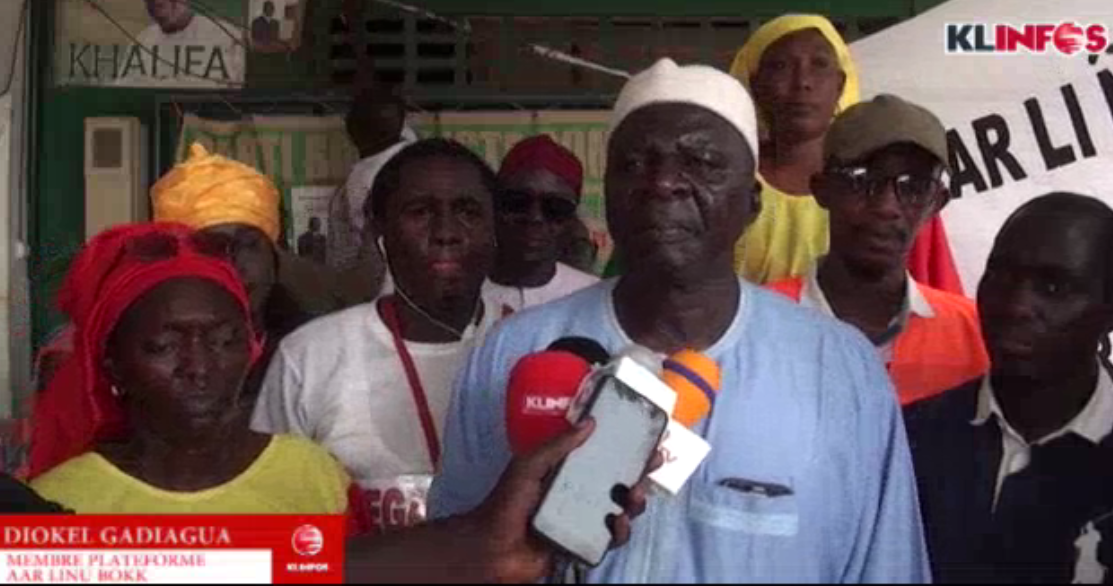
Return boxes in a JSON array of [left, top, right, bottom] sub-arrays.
[[612, 58, 760, 161]]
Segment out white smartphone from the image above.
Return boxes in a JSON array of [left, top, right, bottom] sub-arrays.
[[530, 374, 669, 566]]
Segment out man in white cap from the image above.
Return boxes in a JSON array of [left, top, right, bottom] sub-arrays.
[[428, 58, 930, 582]]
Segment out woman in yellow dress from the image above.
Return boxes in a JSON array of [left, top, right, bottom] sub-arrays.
[[731, 14, 962, 291], [30, 223, 349, 514]]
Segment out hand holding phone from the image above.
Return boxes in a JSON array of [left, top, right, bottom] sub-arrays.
[[530, 358, 672, 566]]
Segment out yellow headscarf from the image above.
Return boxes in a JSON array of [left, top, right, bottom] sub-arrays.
[[151, 143, 281, 242], [728, 14, 860, 133]]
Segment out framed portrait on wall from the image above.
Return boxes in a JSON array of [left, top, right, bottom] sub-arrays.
[[247, 0, 307, 53]]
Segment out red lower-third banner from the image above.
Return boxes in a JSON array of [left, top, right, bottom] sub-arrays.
[[0, 516, 344, 584]]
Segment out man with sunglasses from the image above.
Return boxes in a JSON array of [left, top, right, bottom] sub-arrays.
[[769, 94, 988, 406], [485, 135, 598, 314]]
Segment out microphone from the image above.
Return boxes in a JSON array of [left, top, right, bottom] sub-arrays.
[[547, 337, 610, 366], [662, 350, 720, 428], [616, 344, 664, 375], [505, 338, 611, 456], [506, 351, 592, 456], [650, 349, 721, 495], [565, 344, 676, 425]]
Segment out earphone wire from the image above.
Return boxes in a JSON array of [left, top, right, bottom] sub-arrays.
[[393, 282, 471, 339], [381, 238, 481, 340]]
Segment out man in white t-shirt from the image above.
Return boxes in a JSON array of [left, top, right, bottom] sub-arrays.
[[484, 135, 598, 314], [117, 0, 245, 88], [327, 87, 417, 273], [253, 138, 502, 535]]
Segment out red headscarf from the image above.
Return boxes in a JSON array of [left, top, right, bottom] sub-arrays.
[[498, 135, 584, 195], [28, 223, 261, 479]]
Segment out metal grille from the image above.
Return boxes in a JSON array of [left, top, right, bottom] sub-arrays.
[[320, 9, 904, 96]]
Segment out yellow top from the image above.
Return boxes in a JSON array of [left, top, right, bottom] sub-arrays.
[[734, 181, 829, 284], [32, 435, 349, 514], [151, 143, 282, 242], [727, 14, 858, 284], [728, 14, 861, 135]]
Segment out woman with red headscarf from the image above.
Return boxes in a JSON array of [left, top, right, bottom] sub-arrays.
[[28, 223, 348, 514]]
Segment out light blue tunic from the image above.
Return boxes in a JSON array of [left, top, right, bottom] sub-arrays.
[[429, 279, 931, 583]]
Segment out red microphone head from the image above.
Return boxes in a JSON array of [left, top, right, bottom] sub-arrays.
[[506, 350, 593, 456]]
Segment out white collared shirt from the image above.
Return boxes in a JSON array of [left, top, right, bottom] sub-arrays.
[[798, 259, 936, 362], [971, 362, 1113, 508]]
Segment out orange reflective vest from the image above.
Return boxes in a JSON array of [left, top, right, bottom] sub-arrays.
[[767, 278, 989, 406]]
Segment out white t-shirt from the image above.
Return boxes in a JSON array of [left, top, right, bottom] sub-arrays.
[[345, 128, 418, 232], [483, 263, 600, 313], [326, 130, 416, 269], [117, 16, 245, 88], [251, 296, 500, 487]]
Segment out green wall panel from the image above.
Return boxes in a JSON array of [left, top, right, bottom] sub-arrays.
[[32, 88, 159, 348]]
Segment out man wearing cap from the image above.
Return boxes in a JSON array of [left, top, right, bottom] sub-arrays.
[[768, 95, 988, 406], [429, 59, 929, 582], [485, 135, 599, 314]]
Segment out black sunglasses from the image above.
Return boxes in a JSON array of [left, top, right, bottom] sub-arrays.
[[822, 166, 948, 209], [117, 231, 239, 266], [498, 189, 579, 222]]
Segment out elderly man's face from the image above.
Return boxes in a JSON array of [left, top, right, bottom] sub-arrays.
[[605, 103, 757, 275], [145, 0, 193, 33]]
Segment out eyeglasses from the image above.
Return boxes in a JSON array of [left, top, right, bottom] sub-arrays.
[[116, 230, 235, 269], [498, 190, 579, 223], [92, 229, 223, 286], [822, 166, 948, 209]]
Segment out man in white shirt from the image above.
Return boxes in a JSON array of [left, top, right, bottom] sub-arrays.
[[253, 138, 501, 535], [327, 87, 417, 272], [905, 192, 1113, 583], [485, 135, 598, 314], [117, 0, 245, 88]]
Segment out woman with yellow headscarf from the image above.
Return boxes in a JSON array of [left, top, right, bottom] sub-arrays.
[[34, 144, 345, 404], [730, 14, 962, 291]]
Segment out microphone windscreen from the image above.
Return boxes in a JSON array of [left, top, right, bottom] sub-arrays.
[[662, 350, 721, 428], [617, 344, 664, 375], [547, 337, 611, 365], [505, 351, 593, 455]]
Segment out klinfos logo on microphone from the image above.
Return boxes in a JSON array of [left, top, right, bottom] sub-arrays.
[[291, 524, 324, 557], [944, 22, 1110, 55], [524, 395, 572, 415]]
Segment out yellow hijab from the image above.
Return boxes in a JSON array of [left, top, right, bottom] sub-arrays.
[[729, 14, 860, 132], [150, 143, 281, 242]]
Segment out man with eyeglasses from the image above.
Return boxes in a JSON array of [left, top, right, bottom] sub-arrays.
[[768, 94, 988, 406], [484, 135, 598, 314]]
